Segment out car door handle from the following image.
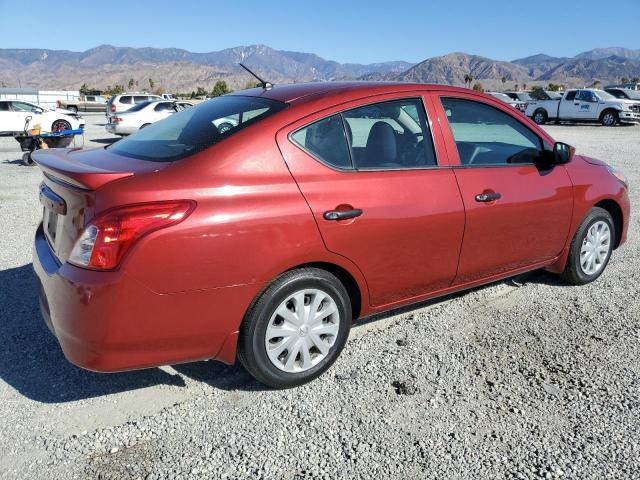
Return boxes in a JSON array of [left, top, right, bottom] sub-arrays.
[[323, 209, 363, 221], [475, 192, 502, 202]]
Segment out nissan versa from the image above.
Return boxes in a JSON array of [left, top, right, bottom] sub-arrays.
[[33, 83, 630, 388]]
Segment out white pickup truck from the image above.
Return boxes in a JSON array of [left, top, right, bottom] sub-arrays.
[[525, 89, 640, 126]]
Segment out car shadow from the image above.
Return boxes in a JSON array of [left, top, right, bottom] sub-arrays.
[[0, 262, 571, 404]]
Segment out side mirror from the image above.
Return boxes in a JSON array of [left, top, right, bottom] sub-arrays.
[[553, 142, 574, 164]]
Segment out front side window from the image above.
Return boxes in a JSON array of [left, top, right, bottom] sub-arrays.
[[119, 96, 132, 105], [565, 91, 576, 101], [11, 102, 39, 112], [134, 96, 149, 104], [154, 102, 175, 112], [441, 97, 542, 166], [109, 96, 287, 162], [576, 90, 597, 102]]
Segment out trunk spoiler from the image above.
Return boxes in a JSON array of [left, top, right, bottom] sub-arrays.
[[33, 148, 134, 190]]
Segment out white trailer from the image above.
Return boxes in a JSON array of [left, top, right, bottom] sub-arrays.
[[0, 88, 80, 110]]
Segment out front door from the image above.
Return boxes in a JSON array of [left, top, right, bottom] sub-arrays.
[[277, 94, 465, 308], [434, 94, 573, 284]]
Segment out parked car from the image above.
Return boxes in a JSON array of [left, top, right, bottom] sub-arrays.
[[105, 100, 183, 135], [106, 93, 163, 117], [57, 95, 108, 113], [33, 83, 629, 388], [0, 99, 84, 136], [526, 89, 640, 126], [605, 83, 640, 91], [161, 94, 176, 100], [504, 91, 533, 102], [605, 88, 640, 101], [487, 92, 527, 112]]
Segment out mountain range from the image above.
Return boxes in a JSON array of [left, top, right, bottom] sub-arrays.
[[0, 44, 638, 93]]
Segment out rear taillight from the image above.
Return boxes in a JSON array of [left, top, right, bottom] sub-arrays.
[[111, 105, 116, 112], [112, 117, 123, 123], [68, 201, 195, 270], [56, 100, 61, 107]]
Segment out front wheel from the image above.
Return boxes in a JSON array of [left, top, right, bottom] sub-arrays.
[[238, 268, 352, 388], [601, 110, 619, 127], [560, 207, 615, 285]]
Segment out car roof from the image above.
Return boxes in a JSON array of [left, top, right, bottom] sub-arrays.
[[228, 81, 472, 105]]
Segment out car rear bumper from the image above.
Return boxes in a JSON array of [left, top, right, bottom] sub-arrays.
[[33, 224, 254, 371], [105, 123, 137, 135]]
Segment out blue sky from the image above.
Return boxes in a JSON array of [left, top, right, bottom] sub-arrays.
[[1, 0, 638, 64]]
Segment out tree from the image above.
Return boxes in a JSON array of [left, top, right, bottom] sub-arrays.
[[589, 80, 601, 88], [148, 78, 155, 90], [196, 86, 207, 97], [472, 82, 484, 92], [631, 77, 640, 84], [523, 83, 527, 91], [530, 86, 545, 100], [244, 81, 261, 89], [514, 84, 519, 91], [128, 78, 135, 89], [547, 83, 564, 91], [621, 77, 630, 84], [190, 90, 196, 99], [211, 80, 231, 97], [79, 83, 90, 94], [464, 74, 473, 88]]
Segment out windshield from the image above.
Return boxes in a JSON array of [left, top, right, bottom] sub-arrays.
[[596, 90, 617, 101], [517, 93, 532, 101], [108, 96, 287, 162]]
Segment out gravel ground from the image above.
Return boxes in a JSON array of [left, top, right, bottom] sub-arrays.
[[0, 116, 638, 479]]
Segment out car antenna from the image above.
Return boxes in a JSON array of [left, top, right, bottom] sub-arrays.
[[239, 63, 273, 90]]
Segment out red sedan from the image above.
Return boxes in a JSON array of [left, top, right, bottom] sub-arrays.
[[33, 82, 630, 388]]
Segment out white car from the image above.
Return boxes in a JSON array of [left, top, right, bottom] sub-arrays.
[[525, 89, 640, 126], [105, 100, 183, 135], [0, 100, 84, 136]]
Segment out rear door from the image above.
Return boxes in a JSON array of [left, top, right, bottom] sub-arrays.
[[277, 93, 465, 308], [432, 93, 573, 284]]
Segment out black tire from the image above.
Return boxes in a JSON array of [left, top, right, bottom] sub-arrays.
[[21, 152, 34, 166], [67, 106, 78, 114], [560, 207, 615, 285], [532, 109, 548, 125], [51, 119, 71, 133], [238, 268, 352, 388], [600, 110, 619, 127], [140, 123, 151, 129]]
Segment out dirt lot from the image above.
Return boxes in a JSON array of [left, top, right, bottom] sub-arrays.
[[0, 115, 638, 479]]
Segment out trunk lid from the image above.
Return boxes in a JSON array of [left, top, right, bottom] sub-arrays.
[[34, 147, 171, 262]]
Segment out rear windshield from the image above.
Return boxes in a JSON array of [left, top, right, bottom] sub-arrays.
[[126, 101, 153, 112], [108, 96, 287, 162]]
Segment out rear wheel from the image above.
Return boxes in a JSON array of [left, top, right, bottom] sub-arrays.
[[51, 119, 71, 133], [238, 268, 351, 388], [560, 207, 615, 285], [600, 110, 619, 127], [533, 109, 548, 125]]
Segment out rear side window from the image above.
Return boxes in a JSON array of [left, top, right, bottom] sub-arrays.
[[291, 98, 437, 171], [154, 102, 175, 112], [291, 115, 351, 169], [0, 102, 9, 111], [109, 96, 287, 162], [441, 97, 542, 166], [119, 96, 132, 104], [564, 91, 576, 101]]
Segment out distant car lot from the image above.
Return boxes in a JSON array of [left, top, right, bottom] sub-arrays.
[[0, 114, 638, 479]]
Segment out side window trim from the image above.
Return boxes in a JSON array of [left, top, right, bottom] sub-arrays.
[[289, 96, 443, 173], [439, 95, 545, 169]]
